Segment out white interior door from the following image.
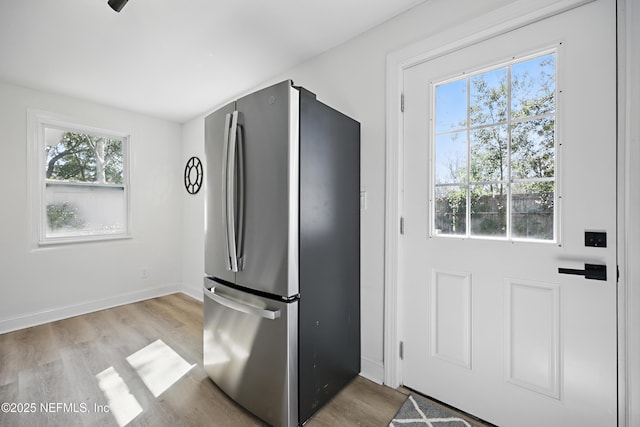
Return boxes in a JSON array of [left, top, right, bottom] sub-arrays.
[[401, 1, 617, 426]]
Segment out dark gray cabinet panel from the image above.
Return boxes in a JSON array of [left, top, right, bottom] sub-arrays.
[[297, 88, 361, 423]]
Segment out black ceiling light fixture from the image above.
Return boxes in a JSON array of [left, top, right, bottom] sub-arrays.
[[108, 0, 129, 12]]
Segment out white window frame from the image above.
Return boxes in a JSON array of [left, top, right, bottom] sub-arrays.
[[429, 49, 559, 243], [28, 110, 131, 246]]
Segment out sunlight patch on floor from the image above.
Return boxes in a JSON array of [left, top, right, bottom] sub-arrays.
[[96, 366, 143, 426], [126, 339, 196, 397]]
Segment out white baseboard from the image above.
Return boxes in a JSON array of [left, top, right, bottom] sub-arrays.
[[0, 283, 182, 334], [360, 356, 385, 385], [181, 282, 203, 301]]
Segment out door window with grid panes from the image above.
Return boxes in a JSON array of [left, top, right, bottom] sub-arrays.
[[432, 51, 556, 241]]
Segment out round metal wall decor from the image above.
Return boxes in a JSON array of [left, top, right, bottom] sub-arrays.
[[184, 156, 203, 194]]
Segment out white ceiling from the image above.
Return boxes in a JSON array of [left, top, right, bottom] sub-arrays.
[[0, 0, 424, 123]]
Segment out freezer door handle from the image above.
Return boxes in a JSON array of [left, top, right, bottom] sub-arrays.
[[222, 111, 241, 272], [203, 284, 281, 320]]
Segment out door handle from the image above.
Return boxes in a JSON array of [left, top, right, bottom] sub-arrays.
[[222, 111, 240, 272], [235, 123, 245, 270], [227, 110, 240, 272], [558, 263, 607, 281], [222, 112, 232, 271]]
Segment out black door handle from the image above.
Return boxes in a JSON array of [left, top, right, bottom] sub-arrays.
[[558, 263, 607, 281]]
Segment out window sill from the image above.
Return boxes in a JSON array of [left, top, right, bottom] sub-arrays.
[[38, 233, 132, 247]]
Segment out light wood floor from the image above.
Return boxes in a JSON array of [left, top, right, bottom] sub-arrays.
[[0, 294, 407, 426]]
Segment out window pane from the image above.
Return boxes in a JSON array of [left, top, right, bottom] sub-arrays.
[[470, 68, 507, 126], [470, 184, 506, 237], [435, 79, 467, 133], [511, 53, 555, 119], [470, 125, 508, 183], [103, 139, 124, 184], [434, 185, 467, 236], [511, 182, 554, 240], [511, 118, 555, 180], [45, 129, 124, 184], [435, 132, 467, 184], [45, 184, 126, 238]]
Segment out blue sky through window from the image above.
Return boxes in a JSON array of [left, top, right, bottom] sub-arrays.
[[433, 53, 555, 186]]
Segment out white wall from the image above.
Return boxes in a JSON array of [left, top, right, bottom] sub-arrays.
[[0, 82, 183, 332], [181, 118, 206, 299]]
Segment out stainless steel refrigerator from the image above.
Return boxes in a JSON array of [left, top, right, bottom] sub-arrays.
[[203, 80, 360, 427]]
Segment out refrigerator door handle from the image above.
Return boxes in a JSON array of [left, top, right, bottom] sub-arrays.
[[235, 123, 245, 268], [221, 112, 233, 271], [203, 284, 281, 320], [222, 111, 241, 272], [227, 110, 240, 272]]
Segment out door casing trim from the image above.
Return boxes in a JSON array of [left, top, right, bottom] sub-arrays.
[[384, 0, 633, 425]]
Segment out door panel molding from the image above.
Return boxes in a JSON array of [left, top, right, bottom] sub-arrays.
[[504, 278, 561, 399], [431, 269, 472, 369]]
